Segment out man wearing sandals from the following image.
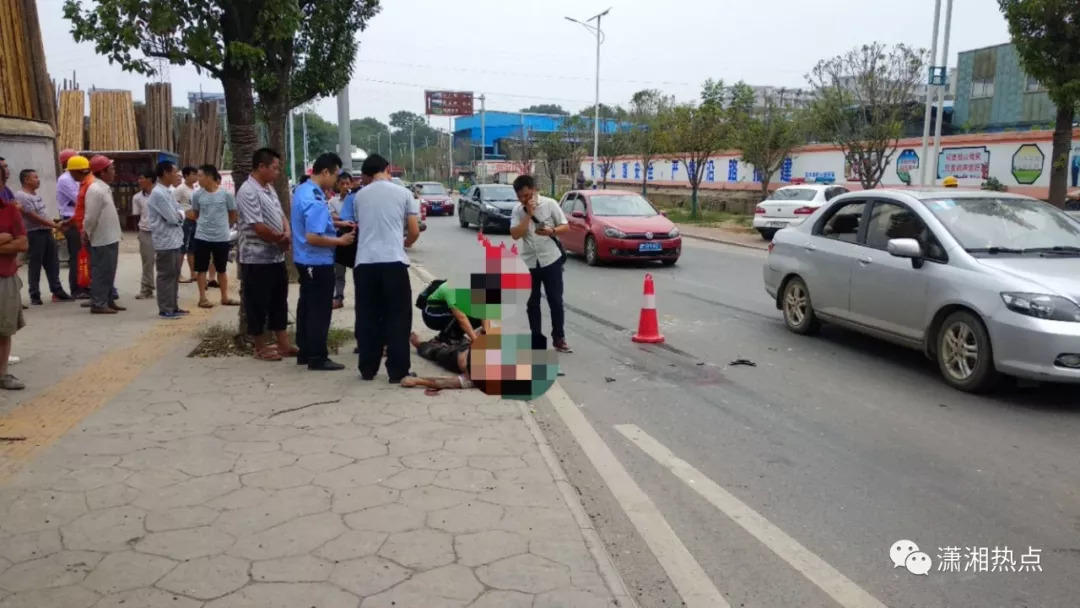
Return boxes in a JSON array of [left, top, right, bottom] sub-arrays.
[[147, 162, 189, 319], [191, 164, 239, 309], [237, 148, 298, 362]]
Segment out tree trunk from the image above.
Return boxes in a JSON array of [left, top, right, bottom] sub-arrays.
[[1049, 104, 1074, 209], [265, 110, 298, 282], [220, 66, 257, 337], [640, 159, 649, 196], [690, 184, 700, 220]]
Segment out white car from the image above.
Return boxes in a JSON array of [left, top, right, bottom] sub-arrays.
[[753, 184, 850, 240]]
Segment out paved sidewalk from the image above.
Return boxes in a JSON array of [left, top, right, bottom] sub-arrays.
[[0, 244, 627, 607], [677, 225, 768, 250]]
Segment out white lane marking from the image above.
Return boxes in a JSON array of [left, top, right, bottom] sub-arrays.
[[546, 384, 731, 608], [615, 424, 889, 608]]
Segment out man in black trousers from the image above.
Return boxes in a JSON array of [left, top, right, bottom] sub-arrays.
[[290, 153, 356, 371], [351, 154, 421, 382]]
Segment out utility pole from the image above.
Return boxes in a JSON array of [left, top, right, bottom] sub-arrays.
[[336, 87, 350, 171], [479, 94, 486, 183], [919, 0, 943, 186], [930, 0, 954, 184], [566, 8, 611, 182], [301, 111, 309, 172], [448, 118, 454, 185], [410, 122, 416, 177]]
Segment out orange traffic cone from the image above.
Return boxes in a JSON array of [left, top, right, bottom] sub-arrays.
[[632, 273, 664, 344]]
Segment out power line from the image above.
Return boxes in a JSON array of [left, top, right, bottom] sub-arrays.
[[354, 59, 697, 88], [351, 77, 602, 105]]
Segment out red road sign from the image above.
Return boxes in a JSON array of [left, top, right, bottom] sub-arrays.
[[425, 90, 474, 116]]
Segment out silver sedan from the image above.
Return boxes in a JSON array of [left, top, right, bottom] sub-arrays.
[[763, 189, 1080, 392]]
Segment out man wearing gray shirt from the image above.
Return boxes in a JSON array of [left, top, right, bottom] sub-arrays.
[[147, 162, 187, 318], [15, 169, 71, 305], [510, 174, 571, 353], [352, 154, 421, 382]]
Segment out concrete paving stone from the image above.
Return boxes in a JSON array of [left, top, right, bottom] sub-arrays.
[[432, 467, 496, 492], [205, 582, 359, 608], [467, 590, 534, 608], [570, 569, 611, 596], [427, 403, 475, 419], [0, 586, 100, 608], [123, 468, 191, 492], [58, 434, 156, 456], [240, 465, 316, 490], [534, 589, 616, 608], [60, 506, 147, 552], [380, 468, 437, 490], [313, 456, 403, 489], [390, 564, 483, 602], [80, 551, 177, 595], [124, 424, 220, 444], [360, 589, 466, 608], [214, 425, 300, 443], [228, 512, 346, 560], [222, 441, 280, 455], [330, 437, 388, 461], [466, 456, 527, 471], [314, 530, 387, 563], [331, 486, 399, 514], [86, 483, 142, 510], [133, 473, 240, 511], [0, 550, 102, 592], [328, 556, 410, 597], [92, 587, 203, 608], [0, 558, 7, 577], [214, 485, 331, 537], [454, 530, 528, 567], [382, 402, 430, 419], [136, 526, 236, 561], [400, 450, 468, 471], [479, 482, 564, 509], [343, 503, 426, 533], [529, 539, 596, 571], [494, 465, 554, 485], [291, 410, 357, 429], [295, 452, 354, 473], [399, 486, 475, 511], [476, 402, 523, 418], [307, 424, 373, 441], [378, 529, 454, 570], [426, 501, 504, 534], [170, 452, 240, 478], [0, 489, 87, 533], [374, 419, 462, 441], [252, 555, 333, 582], [350, 411, 401, 427], [443, 436, 522, 457], [0, 529, 62, 563], [146, 506, 221, 532], [144, 401, 187, 416], [476, 554, 570, 595], [496, 506, 582, 540], [384, 436, 446, 457], [48, 467, 134, 492], [157, 555, 251, 600], [232, 450, 298, 475], [280, 434, 340, 456], [206, 487, 273, 511]]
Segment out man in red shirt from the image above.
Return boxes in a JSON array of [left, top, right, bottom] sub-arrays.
[[0, 184, 29, 390]]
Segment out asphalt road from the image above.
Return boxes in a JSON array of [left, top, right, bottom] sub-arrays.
[[410, 215, 1080, 608]]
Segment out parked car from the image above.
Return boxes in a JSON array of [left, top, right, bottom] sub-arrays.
[[413, 182, 455, 216], [458, 184, 520, 232], [753, 184, 850, 240], [560, 190, 681, 266], [764, 189, 1080, 392]]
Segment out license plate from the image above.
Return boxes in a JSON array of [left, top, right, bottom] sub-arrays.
[[639, 242, 662, 252], [766, 221, 787, 228]]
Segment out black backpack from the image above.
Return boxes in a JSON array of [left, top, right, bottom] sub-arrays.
[[415, 279, 447, 310]]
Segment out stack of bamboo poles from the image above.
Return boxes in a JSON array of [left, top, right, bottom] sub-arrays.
[[142, 82, 174, 151], [89, 89, 139, 150], [175, 101, 224, 167], [56, 88, 85, 151]]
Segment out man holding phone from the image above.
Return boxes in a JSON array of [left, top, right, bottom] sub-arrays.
[[291, 153, 356, 371], [509, 174, 571, 353]]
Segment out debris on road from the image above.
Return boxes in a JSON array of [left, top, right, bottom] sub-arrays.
[[729, 358, 757, 367], [605, 377, 616, 383]]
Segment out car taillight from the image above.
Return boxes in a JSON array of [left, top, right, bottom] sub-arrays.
[[794, 206, 815, 215], [768, 242, 775, 253], [755, 205, 766, 214]]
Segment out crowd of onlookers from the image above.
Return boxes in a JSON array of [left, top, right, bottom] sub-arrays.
[[0, 145, 571, 392]]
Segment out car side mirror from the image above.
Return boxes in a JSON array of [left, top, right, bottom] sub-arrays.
[[659, 211, 667, 217], [887, 238, 926, 268], [571, 211, 586, 219]]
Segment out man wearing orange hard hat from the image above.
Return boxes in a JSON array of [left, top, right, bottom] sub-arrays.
[[57, 150, 90, 299], [82, 155, 125, 314]]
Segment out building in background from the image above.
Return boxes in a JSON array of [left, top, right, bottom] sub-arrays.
[[952, 42, 1057, 133], [187, 91, 227, 118], [452, 111, 622, 161]]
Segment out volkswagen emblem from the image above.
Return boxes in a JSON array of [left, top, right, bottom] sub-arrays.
[[645, 231, 653, 240]]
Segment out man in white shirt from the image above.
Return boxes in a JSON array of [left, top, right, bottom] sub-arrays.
[[174, 166, 198, 282], [82, 156, 125, 315], [509, 174, 571, 353], [130, 170, 156, 299]]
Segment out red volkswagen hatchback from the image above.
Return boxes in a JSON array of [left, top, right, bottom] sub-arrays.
[[559, 190, 681, 266]]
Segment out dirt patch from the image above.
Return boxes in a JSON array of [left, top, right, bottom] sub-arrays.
[[189, 323, 353, 358]]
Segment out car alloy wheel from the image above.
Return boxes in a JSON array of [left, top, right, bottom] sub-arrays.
[[585, 236, 599, 266], [459, 211, 469, 228], [940, 322, 978, 381], [782, 277, 819, 334], [936, 311, 998, 392], [478, 213, 487, 232]]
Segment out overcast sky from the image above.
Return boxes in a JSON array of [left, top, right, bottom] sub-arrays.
[[42, 0, 1010, 126]]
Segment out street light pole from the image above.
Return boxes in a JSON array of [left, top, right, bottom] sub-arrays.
[[930, 0, 955, 183], [566, 8, 610, 185]]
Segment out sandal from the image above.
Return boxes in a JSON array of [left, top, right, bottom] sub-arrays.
[[278, 345, 300, 357], [254, 346, 282, 361], [221, 299, 240, 306], [198, 300, 214, 309]]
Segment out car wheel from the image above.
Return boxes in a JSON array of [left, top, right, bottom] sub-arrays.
[[585, 236, 600, 266], [661, 258, 678, 266], [936, 311, 999, 393], [782, 277, 820, 335], [477, 212, 487, 232], [759, 229, 777, 241], [459, 212, 469, 228]]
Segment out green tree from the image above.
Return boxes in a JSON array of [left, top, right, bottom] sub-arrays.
[[597, 129, 631, 189], [63, 0, 265, 182], [806, 42, 926, 189], [291, 111, 340, 176], [736, 86, 807, 197], [351, 117, 390, 155], [999, 0, 1080, 207], [661, 80, 738, 219], [520, 104, 568, 115], [626, 89, 673, 196]]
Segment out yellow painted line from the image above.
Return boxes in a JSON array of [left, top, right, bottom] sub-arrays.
[[0, 305, 216, 483]]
